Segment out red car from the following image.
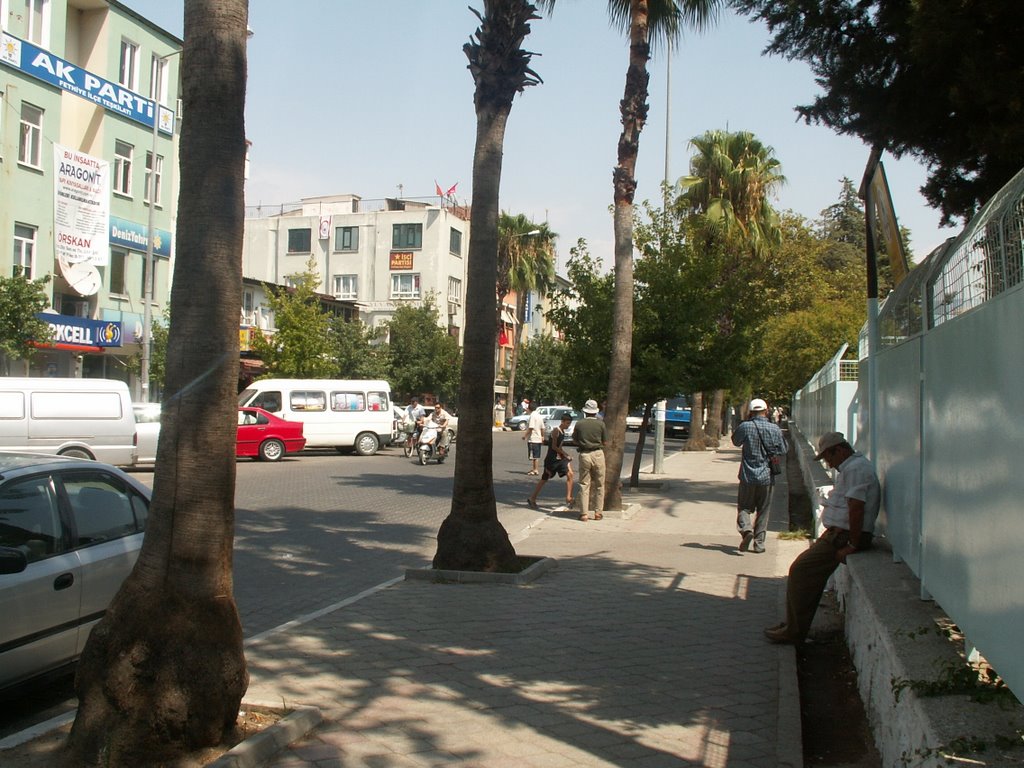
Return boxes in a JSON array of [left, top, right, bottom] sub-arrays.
[[237, 407, 306, 461]]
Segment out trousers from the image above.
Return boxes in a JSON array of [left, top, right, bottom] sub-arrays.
[[784, 528, 849, 642], [736, 481, 774, 551], [577, 450, 605, 516]]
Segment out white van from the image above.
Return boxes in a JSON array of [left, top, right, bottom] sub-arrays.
[[0, 378, 136, 465], [237, 379, 393, 456]]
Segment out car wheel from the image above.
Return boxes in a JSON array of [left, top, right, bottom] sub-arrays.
[[354, 432, 380, 456], [259, 438, 285, 462], [59, 447, 93, 460], [516, 421, 527, 431]]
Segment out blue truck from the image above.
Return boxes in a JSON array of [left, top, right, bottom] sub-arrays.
[[663, 396, 692, 438]]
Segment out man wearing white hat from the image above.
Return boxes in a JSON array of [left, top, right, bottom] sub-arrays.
[[764, 431, 880, 645], [731, 398, 787, 553], [573, 399, 607, 522]]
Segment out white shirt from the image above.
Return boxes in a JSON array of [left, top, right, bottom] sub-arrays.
[[821, 452, 881, 532], [527, 410, 545, 444]]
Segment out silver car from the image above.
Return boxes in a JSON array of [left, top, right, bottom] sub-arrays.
[[0, 453, 151, 691]]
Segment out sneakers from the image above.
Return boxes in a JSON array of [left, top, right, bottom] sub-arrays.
[[526, 498, 538, 510], [739, 531, 754, 551], [763, 624, 797, 644]]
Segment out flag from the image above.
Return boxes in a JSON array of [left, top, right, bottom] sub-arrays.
[[435, 180, 444, 197], [446, 182, 458, 197]]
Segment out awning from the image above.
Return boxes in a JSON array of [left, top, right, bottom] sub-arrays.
[[500, 308, 518, 325]]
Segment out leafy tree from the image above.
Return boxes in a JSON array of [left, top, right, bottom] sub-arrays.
[[433, 0, 542, 573], [537, 0, 725, 511], [383, 300, 462, 403], [497, 212, 557, 410], [514, 334, 571, 405], [0, 274, 53, 374], [732, 0, 1024, 225], [69, 1, 250, 762], [330, 315, 387, 380], [251, 258, 335, 378]]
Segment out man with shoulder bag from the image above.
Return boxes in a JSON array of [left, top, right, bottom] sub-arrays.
[[731, 398, 787, 553]]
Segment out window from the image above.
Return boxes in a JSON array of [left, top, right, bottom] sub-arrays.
[[390, 273, 420, 299], [109, 249, 127, 295], [65, 473, 147, 545], [250, 390, 282, 413], [332, 274, 358, 300], [18, 102, 42, 168], [119, 38, 139, 90], [25, 0, 48, 46], [287, 228, 311, 253], [335, 226, 358, 252], [150, 54, 169, 104], [448, 277, 462, 304], [242, 289, 255, 320], [144, 151, 163, 205], [330, 392, 365, 412], [0, 476, 61, 562], [13, 223, 36, 278], [450, 228, 463, 256], [113, 141, 133, 196], [392, 223, 422, 249], [290, 390, 326, 412]]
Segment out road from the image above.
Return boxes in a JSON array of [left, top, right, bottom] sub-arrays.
[[0, 429, 661, 738]]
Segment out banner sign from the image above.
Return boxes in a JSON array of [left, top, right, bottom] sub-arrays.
[[0, 32, 174, 134], [390, 252, 414, 270], [53, 145, 110, 266], [37, 313, 123, 348], [868, 161, 910, 288], [110, 216, 172, 258]]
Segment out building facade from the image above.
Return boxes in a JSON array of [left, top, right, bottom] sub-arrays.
[[242, 194, 470, 344], [0, 0, 180, 392]]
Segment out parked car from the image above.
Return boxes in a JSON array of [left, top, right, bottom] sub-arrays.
[[543, 408, 582, 445], [626, 407, 646, 431], [236, 407, 307, 461], [132, 406, 306, 464], [505, 405, 569, 431], [0, 453, 151, 691]]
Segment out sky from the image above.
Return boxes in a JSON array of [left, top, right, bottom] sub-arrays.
[[124, 1, 959, 271]]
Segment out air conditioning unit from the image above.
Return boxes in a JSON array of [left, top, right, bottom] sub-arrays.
[[447, 301, 458, 316]]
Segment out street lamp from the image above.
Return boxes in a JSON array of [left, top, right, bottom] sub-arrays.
[[140, 49, 180, 403]]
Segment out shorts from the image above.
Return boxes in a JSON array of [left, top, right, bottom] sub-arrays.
[[542, 457, 570, 479], [527, 442, 542, 460]]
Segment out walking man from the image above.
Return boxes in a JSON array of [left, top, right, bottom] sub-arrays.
[[573, 399, 607, 522], [523, 401, 545, 475], [765, 431, 880, 644], [527, 412, 574, 510], [731, 398, 787, 553]]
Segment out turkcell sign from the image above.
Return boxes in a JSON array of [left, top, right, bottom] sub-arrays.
[[37, 314, 123, 348], [110, 216, 172, 259], [0, 33, 174, 135]]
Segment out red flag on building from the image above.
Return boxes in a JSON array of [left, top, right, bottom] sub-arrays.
[[446, 182, 458, 197], [435, 180, 444, 197]]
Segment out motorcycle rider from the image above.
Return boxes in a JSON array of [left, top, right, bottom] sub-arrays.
[[423, 402, 452, 455], [404, 396, 426, 453]]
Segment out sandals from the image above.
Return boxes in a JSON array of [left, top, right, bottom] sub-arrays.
[[594, 513, 603, 520], [578, 515, 589, 522]]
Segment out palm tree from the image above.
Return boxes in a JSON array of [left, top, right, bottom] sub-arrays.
[[497, 212, 557, 410], [675, 129, 784, 447], [433, 1, 542, 571], [68, 1, 250, 762], [537, 0, 723, 511]]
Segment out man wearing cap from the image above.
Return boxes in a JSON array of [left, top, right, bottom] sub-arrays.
[[765, 431, 880, 645], [573, 399, 607, 522], [731, 398, 787, 553]]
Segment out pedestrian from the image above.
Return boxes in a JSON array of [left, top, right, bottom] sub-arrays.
[[764, 431, 880, 645], [573, 399, 607, 522], [523, 401, 545, 475], [731, 398, 787, 554], [519, 397, 529, 416], [527, 412, 574, 510]]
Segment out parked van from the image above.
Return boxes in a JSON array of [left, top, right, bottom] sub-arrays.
[[0, 378, 136, 465], [237, 379, 393, 456]]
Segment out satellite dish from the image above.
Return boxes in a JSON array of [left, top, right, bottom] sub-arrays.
[[58, 258, 102, 297]]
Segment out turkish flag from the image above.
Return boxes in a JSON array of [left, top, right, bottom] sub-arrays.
[[446, 182, 458, 197], [435, 180, 444, 197]]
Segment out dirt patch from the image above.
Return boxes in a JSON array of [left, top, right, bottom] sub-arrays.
[[0, 705, 284, 767]]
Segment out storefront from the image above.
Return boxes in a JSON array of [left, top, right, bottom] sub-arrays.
[[28, 313, 128, 384]]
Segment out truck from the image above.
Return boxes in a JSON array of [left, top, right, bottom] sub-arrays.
[[663, 396, 692, 438]]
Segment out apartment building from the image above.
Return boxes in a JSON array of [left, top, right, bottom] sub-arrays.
[[0, 0, 179, 390], [242, 194, 470, 344]]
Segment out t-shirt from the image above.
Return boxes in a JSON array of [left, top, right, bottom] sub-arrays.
[[573, 416, 606, 452], [527, 410, 545, 444]]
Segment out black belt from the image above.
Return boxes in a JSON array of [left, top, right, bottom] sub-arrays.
[[578, 448, 600, 453]]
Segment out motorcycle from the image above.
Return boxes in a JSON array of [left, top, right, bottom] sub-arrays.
[[417, 423, 449, 465]]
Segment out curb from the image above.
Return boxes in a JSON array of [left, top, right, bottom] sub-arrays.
[[404, 555, 557, 584], [207, 705, 321, 768]]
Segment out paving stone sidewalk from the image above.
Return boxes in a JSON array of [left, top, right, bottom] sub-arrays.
[[245, 443, 805, 768]]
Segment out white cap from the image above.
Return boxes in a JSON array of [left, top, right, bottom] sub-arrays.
[[749, 398, 768, 412]]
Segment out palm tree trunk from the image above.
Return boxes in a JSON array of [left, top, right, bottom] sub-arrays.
[[434, 0, 538, 572], [603, 0, 649, 511], [68, 2, 249, 763], [685, 390, 709, 450]]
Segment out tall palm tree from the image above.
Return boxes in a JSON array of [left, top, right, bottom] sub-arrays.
[[498, 212, 557, 409], [537, 0, 723, 511], [675, 129, 784, 447], [434, 1, 542, 571], [68, 1, 250, 762]]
